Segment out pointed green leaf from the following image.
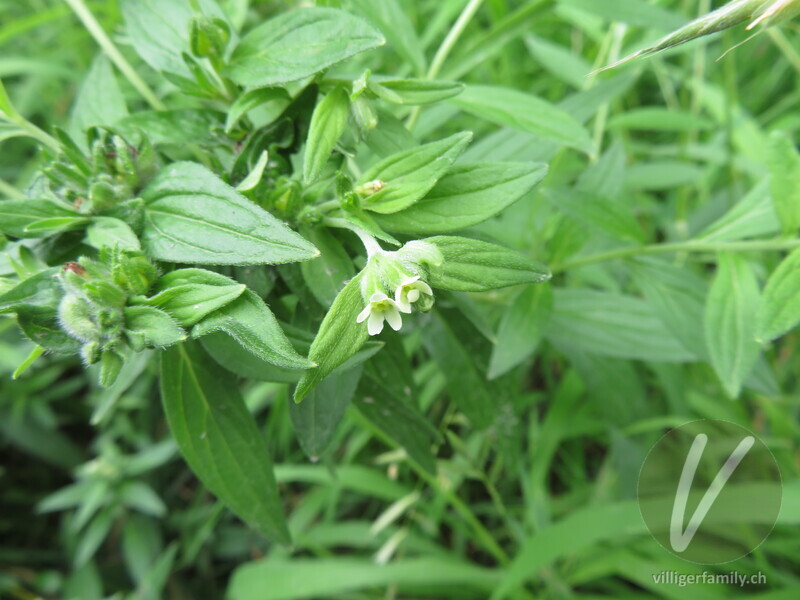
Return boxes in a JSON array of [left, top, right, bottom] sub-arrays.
[[424, 236, 551, 292], [192, 289, 313, 370], [303, 87, 350, 184], [294, 272, 367, 403], [160, 342, 291, 543], [451, 85, 593, 155], [359, 132, 472, 214], [488, 284, 553, 379], [140, 162, 319, 265], [375, 162, 547, 234], [226, 7, 384, 88], [704, 253, 761, 398], [757, 247, 800, 341]]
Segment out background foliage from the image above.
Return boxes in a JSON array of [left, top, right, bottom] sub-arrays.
[[2, 0, 800, 598]]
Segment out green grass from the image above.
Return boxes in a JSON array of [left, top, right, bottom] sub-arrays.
[[2, 0, 800, 599]]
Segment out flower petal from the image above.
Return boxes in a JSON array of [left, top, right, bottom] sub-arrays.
[[385, 307, 403, 331], [356, 305, 372, 323], [369, 292, 390, 303], [417, 281, 433, 296], [368, 312, 385, 336]]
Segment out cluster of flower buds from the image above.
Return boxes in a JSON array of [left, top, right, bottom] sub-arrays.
[[57, 247, 161, 385], [42, 127, 158, 215], [356, 240, 442, 335]]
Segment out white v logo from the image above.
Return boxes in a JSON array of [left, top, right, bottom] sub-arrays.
[[670, 433, 755, 552]]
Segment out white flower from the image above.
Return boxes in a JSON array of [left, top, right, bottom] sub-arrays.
[[394, 275, 433, 313], [356, 292, 403, 335]]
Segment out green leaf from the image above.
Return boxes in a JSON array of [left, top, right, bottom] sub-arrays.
[[160, 342, 291, 543], [757, 247, 800, 341], [704, 253, 761, 398], [116, 109, 222, 145], [544, 188, 643, 243], [632, 258, 708, 359], [0, 268, 60, 317], [424, 236, 551, 292], [228, 557, 498, 600], [300, 227, 355, 306], [375, 162, 546, 234], [225, 87, 291, 133], [201, 331, 302, 383], [695, 179, 779, 242], [768, 131, 800, 234], [348, 0, 426, 76], [423, 312, 496, 428], [546, 289, 698, 363], [235, 151, 269, 192], [356, 348, 440, 473], [359, 132, 472, 214], [450, 85, 594, 155], [294, 272, 368, 403], [488, 284, 552, 379], [140, 161, 319, 265], [226, 7, 384, 88], [607, 107, 713, 132], [289, 365, 363, 459], [85, 217, 141, 251], [192, 289, 313, 370], [124, 306, 186, 350], [368, 78, 464, 105], [0, 198, 79, 238], [23, 216, 89, 234], [70, 54, 128, 139], [303, 87, 350, 184], [121, 0, 229, 76], [140, 282, 246, 327]]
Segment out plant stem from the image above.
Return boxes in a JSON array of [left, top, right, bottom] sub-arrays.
[[428, 0, 485, 80], [64, 0, 166, 111], [407, 0, 484, 130], [553, 239, 800, 273]]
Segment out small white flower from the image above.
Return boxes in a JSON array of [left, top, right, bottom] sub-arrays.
[[356, 292, 403, 335], [394, 275, 433, 313]]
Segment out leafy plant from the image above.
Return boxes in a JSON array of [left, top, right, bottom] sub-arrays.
[[2, 0, 800, 598]]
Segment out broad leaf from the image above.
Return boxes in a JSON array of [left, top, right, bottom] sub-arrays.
[[757, 247, 800, 341], [192, 289, 313, 370], [226, 7, 384, 88], [546, 289, 698, 363], [0, 199, 79, 238], [289, 366, 363, 459], [359, 132, 472, 214], [140, 282, 246, 326], [488, 284, 552, 379], [140, 162, 318, 265], [768, 131, 800, 234], [70, 55, 128, 140], [375, 162, 547, 234], [160, 342, 290, 543], [423, 312, 495, 428], [424, 236, 551, 292], [704, 253, 761, 398], [451, 85, 593, 155]]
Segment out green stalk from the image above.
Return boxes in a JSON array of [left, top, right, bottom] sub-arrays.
[[553, 239, 800, 273], [407, 0, 485, 130], [64, 0, 166, 111]]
